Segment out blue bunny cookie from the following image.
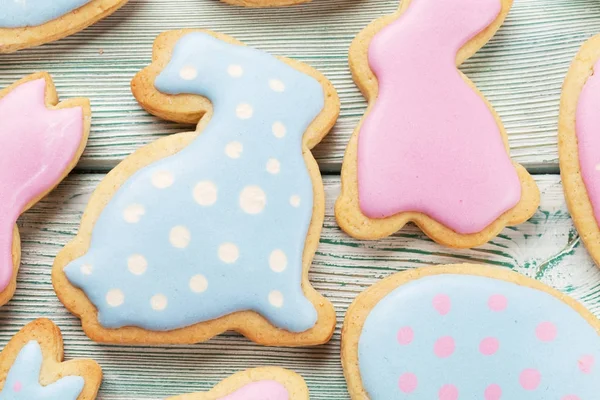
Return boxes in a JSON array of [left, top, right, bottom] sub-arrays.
[[0, 319, 101, 400], [0, 0, 129, 53], [342, 264, 600, 399], [52, 29, 339, 346]]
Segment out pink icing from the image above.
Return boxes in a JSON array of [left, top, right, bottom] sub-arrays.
[[218, 380, 289, 400], [432, 293, 451, 315], [576, 59, 600, 226], [479, 337, 500, 356], [434, 336, 455, 358], [0, 78, 83, 291], [398, 373, 418, 393], [578, 354, 594, 374], [484, 384, 502, 400], [357, 0, 522, 234], [535, 321, 557, 342], [519, 368, 541, 391]]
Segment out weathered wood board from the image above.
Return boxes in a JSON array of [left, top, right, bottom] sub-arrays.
[[0, 174, 596, 399]]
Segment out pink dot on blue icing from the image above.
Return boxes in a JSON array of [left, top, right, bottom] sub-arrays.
[[479, 337, 500, 356], [536, 321, 557, 342], [12, 381, 22, 392], [438, 384, 458, 400], [434, 336, 455, 358], [398, 373, 418, 393], [488, 294, 507, 312], [396, 326, 413, 345], [432, 294, 451, 315], [484, 384, 502, 400], [519, 369, 541, 391], [578, 354, 594, 374]]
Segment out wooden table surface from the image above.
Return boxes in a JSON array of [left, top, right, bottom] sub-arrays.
[[1, 0, 600, 398]]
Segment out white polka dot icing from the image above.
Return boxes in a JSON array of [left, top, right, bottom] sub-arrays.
[[354, 274, 600, 399], [63, 32, 324, 333]]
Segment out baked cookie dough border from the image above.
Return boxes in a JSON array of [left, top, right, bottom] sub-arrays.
[[559, 33, 600, 268], [53, 29, 339, 346], [335, 0, 540, 249], [168, 367, 309, 399], [0, 73, 90, 308], [0, 0, 129, 53], [340, 263, 600, 399]]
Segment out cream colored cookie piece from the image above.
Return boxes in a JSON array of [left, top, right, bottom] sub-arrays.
[[559, 33, 600, 268], [0, 73, 90, 307], [53, 29, 339, 346], [0, 0, 129, 53], [335, 0, 540, 249], [342, 264, 600, 399], [168, 367, 309, 399], [0, 319, 102, 399]]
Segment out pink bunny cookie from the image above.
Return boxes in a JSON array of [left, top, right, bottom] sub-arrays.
[[0, 73, 90, 306], [168, 367, 308, 399], [336, 0, 539, 248], [559, 33, 600, 268]]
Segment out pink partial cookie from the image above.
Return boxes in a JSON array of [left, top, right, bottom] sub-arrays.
[[0, 73, 90, 307], [168, 367, 308, 399], [559, 33, 600, 268]]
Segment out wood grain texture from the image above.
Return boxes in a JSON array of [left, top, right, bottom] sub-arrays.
[[0, 174, 597, 399], [1, 0, 599, 172]]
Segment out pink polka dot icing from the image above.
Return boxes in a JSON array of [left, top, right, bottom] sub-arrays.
[[438, 384, 459, 400], [484, 384, 502, 400], [398, 373, 418, 393], [562, 396, 581, 400], [434, 336, 455, 358], [578, 354, 594, 374], [433, 294, 451, 316], [12, 381, 22, 392], [397, 326, 414, 345], [519, 369, 541, 391], [488, 294, 507, 312], [535, 321, 557, 342], [479, 337, 500, 356]]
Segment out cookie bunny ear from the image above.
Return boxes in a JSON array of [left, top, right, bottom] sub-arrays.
[[0, 319, 101, 400], [131, 29, 339, 149]]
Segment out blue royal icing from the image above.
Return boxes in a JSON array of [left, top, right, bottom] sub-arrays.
[[64, 32, 325, 333], [0, 341, 84, 400], [0, 0, 92, 28], [358, 274, 600, 399]]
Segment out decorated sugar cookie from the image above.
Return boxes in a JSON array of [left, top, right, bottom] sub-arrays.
[[0, 73, 90, 307], [53, 29, 339, 346], [0, 319, 102, 400], [342, 264, 600, 399], [0, 0, 129, 53], [559, 33, 600, 268], [335, 0, 540, 248], [168, 367, 308, 399]]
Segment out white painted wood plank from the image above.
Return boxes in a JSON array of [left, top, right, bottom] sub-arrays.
[[0, 174, 597, 398], [1, 0, 598, 172]]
